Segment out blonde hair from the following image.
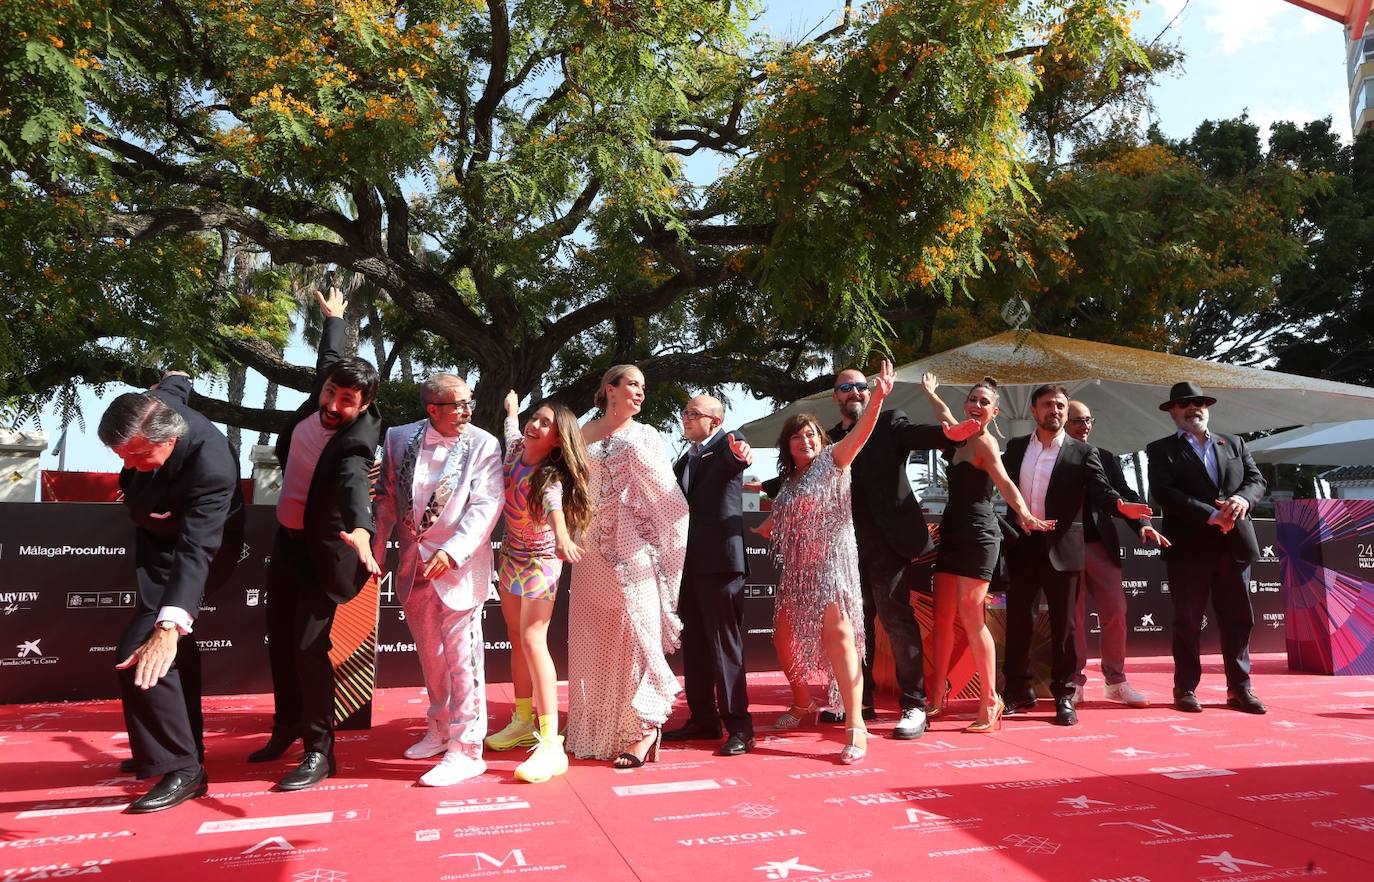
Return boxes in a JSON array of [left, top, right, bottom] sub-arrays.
[[594, 364, 641, 410]]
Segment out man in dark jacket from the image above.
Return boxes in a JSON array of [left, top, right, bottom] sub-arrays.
[[100, 372, 244, 813], [248, 287, 383, 791]]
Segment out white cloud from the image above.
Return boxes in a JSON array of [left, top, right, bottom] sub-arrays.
[[1202, 0, 1287, 55]]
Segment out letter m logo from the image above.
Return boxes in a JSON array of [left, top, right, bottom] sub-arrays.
[[1100, 819, 1194, 837], [442, 850, 528, 870]]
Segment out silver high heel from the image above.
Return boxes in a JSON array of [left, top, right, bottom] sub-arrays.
[[838, 727, 867, 765], [773, 700, 821, 730]]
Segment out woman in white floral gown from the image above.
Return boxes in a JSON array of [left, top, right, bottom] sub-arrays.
[[565, 364, 690, 766]]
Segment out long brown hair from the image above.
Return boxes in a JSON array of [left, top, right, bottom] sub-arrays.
[[775, 412, 830, 479], [528, 401, 593, 536], [593, 364, 640, 411]]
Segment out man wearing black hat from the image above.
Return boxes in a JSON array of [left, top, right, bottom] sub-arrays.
[[1145, 382, 1267, 715]]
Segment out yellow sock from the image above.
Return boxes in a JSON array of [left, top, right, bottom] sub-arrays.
[[537, 713, 559, 741], [514, 698, 534, 722]]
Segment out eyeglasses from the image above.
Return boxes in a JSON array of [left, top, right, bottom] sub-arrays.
[[1174, 397, 1209, 409], [835, 382, 870, 394], [1068, 417, 1094, 426], [681, 409, 712, 421], [431, 399, 475, 413]]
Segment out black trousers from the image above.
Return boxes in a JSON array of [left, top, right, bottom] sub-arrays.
[[679, 571, 753, 738], [1167, 553, 1254, 692], [117, 606, 202, 780], [265, 527, 340, 756], [857, 544, 927, 711], [1004, 535, 1080, 701]]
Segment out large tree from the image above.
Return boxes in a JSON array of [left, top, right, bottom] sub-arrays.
[[1, 0, 1141, 430]]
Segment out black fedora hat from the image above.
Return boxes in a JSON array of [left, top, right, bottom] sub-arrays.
[[1159, 381, 1217, 411]]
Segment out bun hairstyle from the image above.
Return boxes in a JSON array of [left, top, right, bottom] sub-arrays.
[[970, 376, 999, 402], [593, 363, 640, 410]]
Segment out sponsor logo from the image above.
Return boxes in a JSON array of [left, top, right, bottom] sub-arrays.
[[894, 807, 983, 833], [1160, 580, 1169, 595], [0, 591, 38, 615], [448, 821, 559, 839], [1042, 733, 1117, 743], [12, 798, 130, 820], [1135, 613, 1163, 633], [744, 584, 777, 599], [924, 756, 1030, 770], [1089, 877, 1152, 882], [245, 589, 261, 607], [1100, 819, 1232, 846], [0, 637, 60, 668], [1156, 765, 1236, 779], [1133, 547, 1161, 557], [1249, 581, 1281, 595], [0, 831, 132, 850], [416, 829, 441, 842], [751, 858, 872, 881], [1260, 545, 1278, 562], [196, 809, 369, 834], [292, 873, 348, 882], [734, 803, 779, 820], [66, 591, 135, 610], [678, 829, 806, 847], [19, 545, 126, 557], [1003, 834, 1061, 855], [824, 788, 951, 807], [1053, 795, 1157, 817], [1240, 791, 1336, 803], [238, 542, 251, 563], [194, 639, 233, 650], [1311, 816, 1374, 832], [0, 860, 114, 880], [614, 777, 750, 796], [911, 739, 982, 753], [983, 777, 1081, 790], [1110, 747, 1186, 761], [435, 796, 530, 816], [437, 849, 567, 879], [1199, 851, 1271, 874], [203, 836, 328, 867]]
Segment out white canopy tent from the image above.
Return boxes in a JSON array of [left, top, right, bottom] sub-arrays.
[[1248, 420, 1374, 466], [740, 332, 1374, 455]]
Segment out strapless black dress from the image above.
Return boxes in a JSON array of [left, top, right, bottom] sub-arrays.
[[934, 460, 1000, 581]]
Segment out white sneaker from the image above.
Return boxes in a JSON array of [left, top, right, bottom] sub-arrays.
[[891, 707, 927, 740], [1104, 682, 1150, 708], [403, 730, 449, 760], [419, 751, 487, 787]]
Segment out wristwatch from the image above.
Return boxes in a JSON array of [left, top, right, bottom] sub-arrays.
[[155, 620, 178, 632]]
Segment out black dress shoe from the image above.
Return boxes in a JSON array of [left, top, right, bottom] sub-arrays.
[[1173, 690, 1203, 713], [1001, 695, 1038, 715], [819, 707, 876, 724], [1053, 697, 1078, 726], [248, 731, 299, 763], [275, 751, 336, 792], [1226, 689, 1267, 715], [717, 734, 756, 756], [663, 721, 724, 742], [125, 768, 208, 814]]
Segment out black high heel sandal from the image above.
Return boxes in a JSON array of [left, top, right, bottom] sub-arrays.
[[613, 727, 662, 768]]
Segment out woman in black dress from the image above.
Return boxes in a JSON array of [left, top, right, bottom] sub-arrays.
[[920, 374, 1052, 732]]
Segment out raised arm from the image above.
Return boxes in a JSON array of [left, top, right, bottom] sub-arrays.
[[920, 372, 960, 427], [313, 287, 348, 374], [832, 360, 894, 470], [502, 390, 522, 450]]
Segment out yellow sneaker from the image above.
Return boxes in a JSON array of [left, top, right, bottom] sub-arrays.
[[514, 733, 568, 784], [484, 715, 538, 751]]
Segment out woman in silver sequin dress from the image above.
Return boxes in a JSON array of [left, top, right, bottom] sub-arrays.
[[756, 360, 897, 764], [565, 365, 690, 767]]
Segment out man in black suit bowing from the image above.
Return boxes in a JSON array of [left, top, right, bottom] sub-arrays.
[[99, 372, 244, 813], [249, 286, 383, 791], [1146, 383, 1267, 715], [1001, 385, 1153, 726], [666, 395, 756, 755], [828, 368, 979, 738]]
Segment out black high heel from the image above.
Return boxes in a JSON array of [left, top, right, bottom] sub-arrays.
[[613, 727, 661, 768]]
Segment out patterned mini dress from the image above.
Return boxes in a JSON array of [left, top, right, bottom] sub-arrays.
[[499, 416, 564, 600]]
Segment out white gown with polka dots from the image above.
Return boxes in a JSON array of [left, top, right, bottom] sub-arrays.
[[565, 422, 690, 760]]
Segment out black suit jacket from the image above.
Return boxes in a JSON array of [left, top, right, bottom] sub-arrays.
[[1002, 434, 1122, 572], [118, 375, 245, 615], [274, 316, 383, 604], [1083, 446, 1149, 547], [1145, 431, 1265, 565], [674, 429, 749, 577], [828, 410, 946, 560]]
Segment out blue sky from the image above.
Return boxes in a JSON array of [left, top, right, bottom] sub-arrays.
[[29, 1, 1356, 480]]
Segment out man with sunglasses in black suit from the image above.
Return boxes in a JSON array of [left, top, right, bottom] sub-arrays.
[[1146, 382, 1267, 715], [826, 368, 978, 738]]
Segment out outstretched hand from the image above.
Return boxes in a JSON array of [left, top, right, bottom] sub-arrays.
[[1117, 499, 1153, 521], [1019, 514, 1057, 533], [114, 628, 178, 690], [727, 433, 753, 465], [870, 359, 895, 401], [315, 286, 347, 319], [750, 517, 774, 541], [921, 371, 938, 395], [504, 390, 520, 417], [340, 527, 382, 576], [942, 418, 981, 443], [1140, 525, 1171, 548]]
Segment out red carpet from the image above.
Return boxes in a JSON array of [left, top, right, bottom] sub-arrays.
[[3, 654, 1373, 882]]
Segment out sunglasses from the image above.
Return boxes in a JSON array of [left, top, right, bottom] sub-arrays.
[[835, 382, 870, 394], [1174, 397, 1209, 409]]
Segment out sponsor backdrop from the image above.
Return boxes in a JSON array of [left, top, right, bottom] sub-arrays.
[[0, 503, 1285, 705], [1277, 499, 1374, 676]]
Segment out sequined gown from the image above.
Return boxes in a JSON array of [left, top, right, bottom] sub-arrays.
[[771, 446, 866, 709], [565, 421, 690, 760]]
